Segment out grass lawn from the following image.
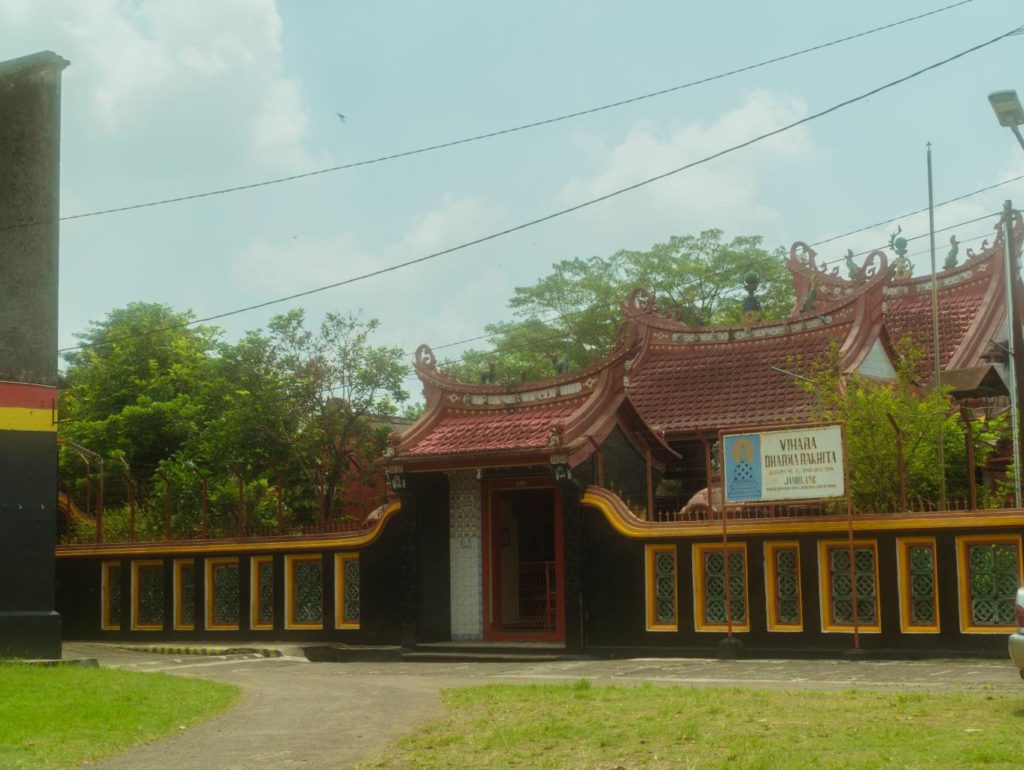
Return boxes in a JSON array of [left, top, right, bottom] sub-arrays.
[[358, 680, 1024, 769], [0, 663, 239, 769]]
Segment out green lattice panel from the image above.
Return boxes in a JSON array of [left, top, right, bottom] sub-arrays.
[[907, 545, 935, 625], [258, 562, 274, 626], [829, 547, 876, 625], [343, 559, 360, 624], [213, 563, 240, 625], [180, 563, 195, 626], [293, 560, 323, 625], [106, 566, 121, 627], [138, 565, 164, 627], [774, 548, 800, 624], [653, 551, 676, 625], [703, 550, 746, 625], [969, 543, 1019, 626]]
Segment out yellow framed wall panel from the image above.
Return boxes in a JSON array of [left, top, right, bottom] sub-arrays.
[[644, 544, 678, 632], [764, 541, 802, 632], [895, 537, 939, 634]]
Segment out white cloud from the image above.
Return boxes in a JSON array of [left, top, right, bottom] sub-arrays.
[[230, 194, 514, 350], [807, 149, 1024, 278], [0, 0, 319, 176], [560, 90, 813, 243]]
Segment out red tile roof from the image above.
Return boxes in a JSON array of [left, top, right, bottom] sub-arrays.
[[391, 334, 658, 469], [401, 399, 583, 457], [629, 323, 851, 436], [884, 288, 986, 371]]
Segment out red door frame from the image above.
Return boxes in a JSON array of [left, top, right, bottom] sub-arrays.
[[481, 478, 565, 642]]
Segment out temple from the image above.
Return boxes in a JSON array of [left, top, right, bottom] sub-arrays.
[[56, 212, 1024, 657]]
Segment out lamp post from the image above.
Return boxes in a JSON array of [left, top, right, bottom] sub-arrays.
[[988, 89, 1024, 506], [989, 90, 1024, 151]]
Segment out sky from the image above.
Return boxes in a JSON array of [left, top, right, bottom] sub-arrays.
[[2, 0, 1024, 390]]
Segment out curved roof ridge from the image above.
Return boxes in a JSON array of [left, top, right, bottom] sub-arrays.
[[410, 320, 641, 398], [887, 213, 1018, 288], [620, 266, 881, 341]]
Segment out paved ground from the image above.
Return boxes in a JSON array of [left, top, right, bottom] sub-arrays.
[[68, 642, 1022, 769]]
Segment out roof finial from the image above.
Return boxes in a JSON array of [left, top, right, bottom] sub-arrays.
[[888, 226, 912, 278], [945, 235, 960, 270], [741, 269, 762, 324]]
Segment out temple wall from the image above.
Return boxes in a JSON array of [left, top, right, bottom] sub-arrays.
[[581, 506, 1020, 656], [448, 470, 483, 640]]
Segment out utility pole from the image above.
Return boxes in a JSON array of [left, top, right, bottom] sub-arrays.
[[927, 144, 946, 510], [1003, 200, 1024, 506]]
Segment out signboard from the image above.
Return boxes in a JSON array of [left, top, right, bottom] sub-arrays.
[[722, 424, 845, 504]]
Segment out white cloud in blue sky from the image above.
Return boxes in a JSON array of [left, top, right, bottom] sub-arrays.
[[2, 0, 1023, 365]]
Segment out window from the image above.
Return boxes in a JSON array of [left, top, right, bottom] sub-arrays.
[[284, 554, 323, 630], [764, 542, 802, 632], [131, 560, 164, 631], [644, 544, 678, 632], [896, 538, 939, 633], [101, 561, 121, 631], [250, 556, 274, 631], [817, 540, 881, 633], [173, 559, 195, 631], [693, 543, 749, 632], [956, 535, 1023, 633], [334, 553, 361, 630], [205, 557, 240, 631]]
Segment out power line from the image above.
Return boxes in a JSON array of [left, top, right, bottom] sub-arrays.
[[57, 27, 1017, 356], [401, 210, 1008, 376], [1, 0, 977, 234], [808, 172, 1024, 250]]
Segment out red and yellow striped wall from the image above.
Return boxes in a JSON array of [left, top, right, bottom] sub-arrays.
[[0, 381, 56, 432]]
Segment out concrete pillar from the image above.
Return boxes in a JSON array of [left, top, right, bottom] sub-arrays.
[[0, 51, 69, 658]]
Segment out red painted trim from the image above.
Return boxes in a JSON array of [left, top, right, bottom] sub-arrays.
[[481, 479, 565, 643], [0, 381, 56, 409]]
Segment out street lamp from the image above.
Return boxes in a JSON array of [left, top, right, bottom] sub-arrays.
[[989, 88, 1024, 507], [988, 90, 1024, 151]]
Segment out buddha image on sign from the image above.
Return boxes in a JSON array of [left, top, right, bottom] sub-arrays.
[[730, 438, 756, 483], [731, 438, 754, 464]]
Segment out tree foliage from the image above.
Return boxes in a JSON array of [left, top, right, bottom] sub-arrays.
[[797, 338, 1007, 511], [59, 305, 409, 539], [445, 229, 794, 382]]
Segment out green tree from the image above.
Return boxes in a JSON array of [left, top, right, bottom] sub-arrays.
[[446, 229, 793, 382], [60, 303, 219, 474], [186, 309, 409, 523], [797, 338, 1007, 511], [59, 304, 410, 539]]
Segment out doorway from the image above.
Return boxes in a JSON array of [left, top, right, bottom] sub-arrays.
[[483, 484, 563, 641]]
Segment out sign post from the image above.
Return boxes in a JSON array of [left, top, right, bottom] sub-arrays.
[[719, 422, 857, 650]]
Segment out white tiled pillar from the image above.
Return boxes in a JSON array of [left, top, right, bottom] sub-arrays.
[[448, 470, 483, 640]]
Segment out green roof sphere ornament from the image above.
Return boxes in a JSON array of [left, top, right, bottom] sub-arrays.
[[888, 225, 913, 278], [742, 268, 762, 320]]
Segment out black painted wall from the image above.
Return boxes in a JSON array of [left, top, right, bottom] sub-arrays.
[[413, 473, 451, 643], [56, 507, 409, 644], [583, 508, 1016, 657]]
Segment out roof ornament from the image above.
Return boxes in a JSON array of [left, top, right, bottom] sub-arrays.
[[844, 249, 860, 280], [415, 343, 437, 371], [479, 361, 496, 383], [626, 286, 656, 314], [741, 269, 763, 323], [547, 425, 562, 448], [790, 241, 840, 277], [550, 354, 570, 376], [799, 276, 819, 313], [966, 238, 990, 260], [888, 226, 913, 278], [944, 235, 960, 270], [790, 241, 817, 266]]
